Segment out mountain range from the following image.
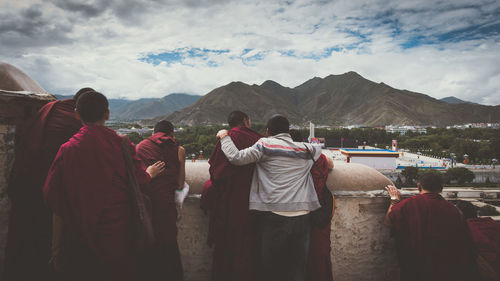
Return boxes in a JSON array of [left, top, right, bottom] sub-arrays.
[[55, 93, 200, 120], [439, 96, 476, 105], [161, 72, 500, 126]]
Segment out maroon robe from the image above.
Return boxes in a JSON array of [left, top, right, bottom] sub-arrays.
[[43, 124, 151, 281], [200, 179, 213, 213], [389, 193, 476, 281], [136, 132, 183, 281], [466, 217, 500, 276], [206, 126, 262, 281], [307, 154, 334, 281], [6, 99, 82, 281]]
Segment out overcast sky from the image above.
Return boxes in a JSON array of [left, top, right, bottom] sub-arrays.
[[1, 0, 499, 104]]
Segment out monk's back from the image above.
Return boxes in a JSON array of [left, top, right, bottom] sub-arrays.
[[48, 124, 138, 272], [42, 99, 81, 152], [137, 134, 179, 191], [393, 193, 474, 281]]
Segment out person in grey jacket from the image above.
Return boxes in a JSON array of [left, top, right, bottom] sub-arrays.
[[216, 114, 322, 281]]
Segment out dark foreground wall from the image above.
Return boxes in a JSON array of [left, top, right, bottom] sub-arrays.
[[0, 91, 53, 277]]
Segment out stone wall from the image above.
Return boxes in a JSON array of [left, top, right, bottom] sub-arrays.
[[0, 124, 15, 276], [473, 170, 500, 183], [381, 169, 500, 184], [0, 91, 53, 277], [331, 196, 399, 281]]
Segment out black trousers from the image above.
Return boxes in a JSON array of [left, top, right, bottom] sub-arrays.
[[256, 212, 310, 281]]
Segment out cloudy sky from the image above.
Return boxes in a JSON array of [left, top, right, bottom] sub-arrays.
[[1, 0, 499, 104]]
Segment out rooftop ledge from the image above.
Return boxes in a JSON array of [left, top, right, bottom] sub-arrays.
[[0, 89, 53, 100]]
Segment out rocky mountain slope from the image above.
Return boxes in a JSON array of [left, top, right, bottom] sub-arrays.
[[162, 72, 500, 126]]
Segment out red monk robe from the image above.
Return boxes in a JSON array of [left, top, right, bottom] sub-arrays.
[[43, 124, 151, 281], [5, 99, 82, 281], [206, 126, 261, 281], [200, 179, 213, 213], [389, 193, 476, 281], [307, 154, 334, 281], [466, 217, 500, 277], [136, 132, 183, 281]]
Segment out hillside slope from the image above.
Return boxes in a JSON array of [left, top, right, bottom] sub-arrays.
[[164, 72, 500, 126]]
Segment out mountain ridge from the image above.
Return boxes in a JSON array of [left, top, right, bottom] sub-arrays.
[[55, 93, 200, 120], [160, 72, 500, 126]]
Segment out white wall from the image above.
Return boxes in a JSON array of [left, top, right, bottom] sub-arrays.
[[350, 156, 397, 169]]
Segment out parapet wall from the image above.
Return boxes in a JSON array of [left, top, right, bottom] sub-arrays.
[[177, 194, 400, 281], [330, 196, 399, 281], [381, 169, 500, 184]]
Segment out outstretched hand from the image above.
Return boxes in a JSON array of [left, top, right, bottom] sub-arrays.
[[216, 129, 228, 140], [385, 185, 401, 201], [146, 161, 165, 178]]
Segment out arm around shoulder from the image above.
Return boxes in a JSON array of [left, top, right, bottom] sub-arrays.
[[220, 135, 262, 165]]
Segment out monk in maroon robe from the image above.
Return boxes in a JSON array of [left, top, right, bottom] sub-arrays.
[[307, 154, 334, 281], [200, 179, 213, 213], [289, 129, 335, 281], [136, 120, 185, 281], [5, 87, 93, 281], [385, 173, 477, 281], [456, 200, 500, 279], [206, 110, 261, 281], [43, 91, 165, 281], [467, 217, 500, 279]]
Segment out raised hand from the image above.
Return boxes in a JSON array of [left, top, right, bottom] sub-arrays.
[[385, 185, 401, 201]]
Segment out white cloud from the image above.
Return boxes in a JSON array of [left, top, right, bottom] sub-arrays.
[[0, 0, 499, 105]]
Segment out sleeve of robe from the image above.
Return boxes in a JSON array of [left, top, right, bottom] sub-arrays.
[[388, 199, 407, 233], [200, 180, 213, 212], [209, 141, 234, 181], [123, 137, 151, 186], [43, 146, 66, 217], [311, 154, 329, 199]]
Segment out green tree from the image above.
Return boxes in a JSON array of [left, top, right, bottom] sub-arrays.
[[444, 167, 475, 185], [479, 205, 500, 216], [127, 132, 144, 144], [402, 166, 419, 186]]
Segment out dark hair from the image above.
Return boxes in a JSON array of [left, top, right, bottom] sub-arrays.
[[227, 110, 248, 128], [289, 129, 304, 142], [73, 87, 95, 101], [455, 200, 477, 220], [418, 172, 443, 193], [266, 114, 289, 136], [76, 91, 109, 123], [154, 120, 174, 134]]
